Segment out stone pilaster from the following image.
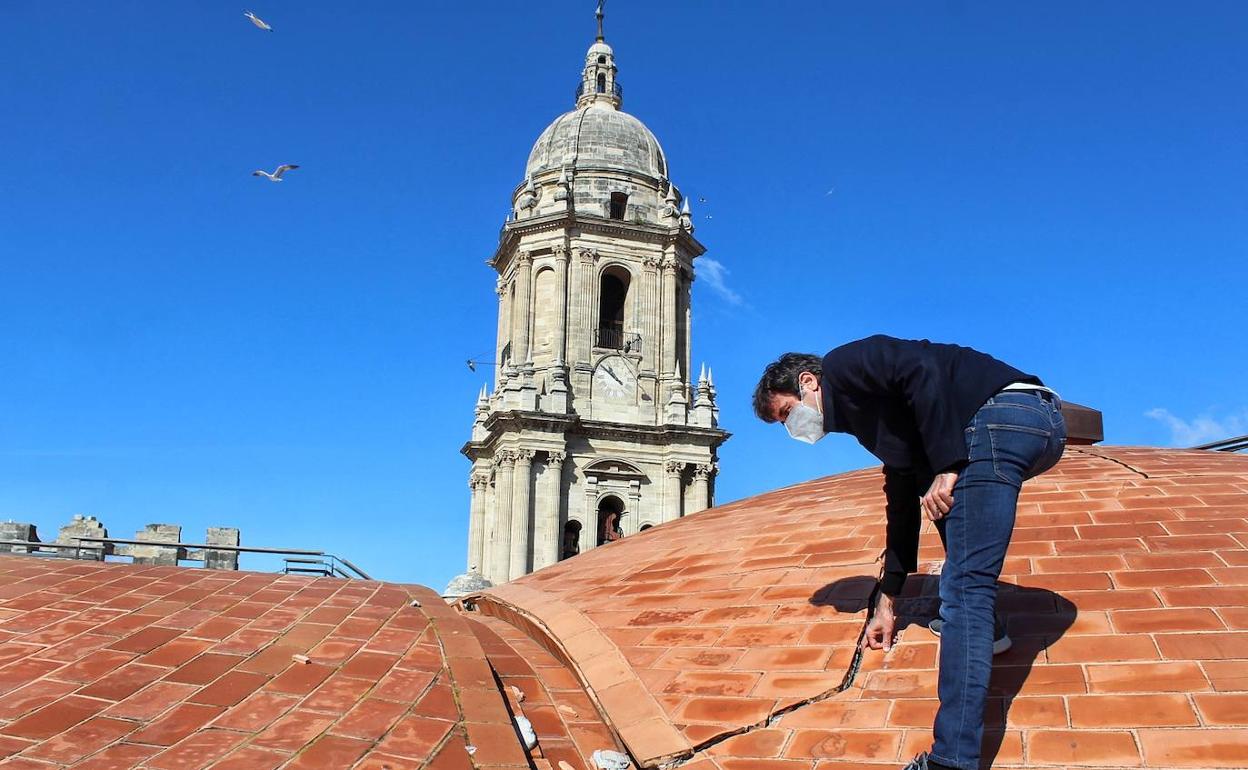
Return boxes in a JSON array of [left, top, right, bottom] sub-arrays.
[[690, 463, 716, 515], [552, 244, 570, 364], [582, 473, 598, 553], [489, 451, 516, 583], [660, 253, 678, 382], [663, 460, 685, 523], [572, 246, 600, 368], [511, 250, 534, 363], [641, 255, 660, 376], [533, 451, 565, 571], [495, 278, 509, 380], [508, 449, 536, 580], [467, 472, 490, 572]]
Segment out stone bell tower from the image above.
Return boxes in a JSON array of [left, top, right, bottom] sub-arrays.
[[457, 6, 729, 587]]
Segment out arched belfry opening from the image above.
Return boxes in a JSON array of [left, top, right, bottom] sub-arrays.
[[596, 495, 624, 546], [597, 268, 629, 349], [561, 521, 581, 561], [596, 73, 606, 93]]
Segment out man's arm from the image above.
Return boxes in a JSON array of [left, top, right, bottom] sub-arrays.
[[881, 466, 922, 596]]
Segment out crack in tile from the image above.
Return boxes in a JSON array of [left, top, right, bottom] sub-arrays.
[[662, 581, 882, 768], [1068, 447, 1151, 479]]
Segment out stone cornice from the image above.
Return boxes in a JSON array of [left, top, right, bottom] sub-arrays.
[[491, 213, 705, 269], [461, 411, 730, 461]]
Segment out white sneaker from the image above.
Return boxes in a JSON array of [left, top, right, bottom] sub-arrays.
[[928, 617, 1013, 655]]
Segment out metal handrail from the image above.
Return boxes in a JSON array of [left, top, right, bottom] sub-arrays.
[[69, 536, 373, 580], [575, 81, 623, 100], [1, 537, 372, 580], [595, 326, 641, 353], [1192, 435, 1248, 453]]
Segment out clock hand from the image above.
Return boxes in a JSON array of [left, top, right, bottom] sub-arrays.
[[605, 366, 623, 385]]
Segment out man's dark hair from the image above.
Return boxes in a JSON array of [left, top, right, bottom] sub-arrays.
[[752, 352, 822, 423]]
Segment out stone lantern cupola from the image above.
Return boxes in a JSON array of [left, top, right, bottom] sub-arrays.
[[577, 7, 621, 112]]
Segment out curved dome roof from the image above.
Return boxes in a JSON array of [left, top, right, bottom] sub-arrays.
[[469, 445, 1248, 769], [525, 105, 668, 180]]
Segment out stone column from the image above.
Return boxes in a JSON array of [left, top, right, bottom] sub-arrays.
[[489, 451, 515, 583], [582, 474, 598, 553], [573, 246, 600, 364], [641, 256, 660, 375], [533, 451, 565, 571], [511, 250, 534, 363], [551, 244, 570, 363], [509, 449, 536, 580], [689, 463, 716, 515], [660, 254, 678, 382], [467, 472, 489, 572], [663, 461, 685, 523], [494, 278, 509, 384]]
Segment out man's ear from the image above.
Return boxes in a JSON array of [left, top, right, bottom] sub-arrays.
[[798, 371, 819, 393]]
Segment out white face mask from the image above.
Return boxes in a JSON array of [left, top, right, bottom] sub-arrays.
[[784, 386, 826, 444]]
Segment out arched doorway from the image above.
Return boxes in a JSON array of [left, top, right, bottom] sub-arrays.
[[561, 521, 582, 561], [597, 495, 624, 546]]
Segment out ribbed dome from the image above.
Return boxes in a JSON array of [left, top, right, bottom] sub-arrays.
[[525, 105, 668, 180]]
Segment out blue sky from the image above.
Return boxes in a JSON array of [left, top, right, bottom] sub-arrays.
[[2, 2, 1245, 588]]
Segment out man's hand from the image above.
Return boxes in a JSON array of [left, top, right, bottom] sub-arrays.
[[860, 593, 896, 652], [921, 471, 958, 521]]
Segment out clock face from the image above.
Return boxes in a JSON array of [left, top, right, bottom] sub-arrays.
[[593, 356, 637, 400]]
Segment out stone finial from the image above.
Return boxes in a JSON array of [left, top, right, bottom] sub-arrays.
[[56, 514, 110, 560], [203, 527, 240, 570], [117, 524, 184, 566], [0, 521, 39, 555]]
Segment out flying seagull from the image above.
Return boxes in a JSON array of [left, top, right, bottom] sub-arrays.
[[252, 164, 298, 182], [243, 11, 272, 31]]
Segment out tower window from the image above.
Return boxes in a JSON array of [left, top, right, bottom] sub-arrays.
[[597, 73, 606, 93], [598, 270, 628, 348], [608, 192, 628, 220], [597, 55, 607, 64], [561, 521, 581, 560], [597, 496, 624, 545]]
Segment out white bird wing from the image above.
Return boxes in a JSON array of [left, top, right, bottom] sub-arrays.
[[244, 12, 271, 30], [273, 164, 299, 177]]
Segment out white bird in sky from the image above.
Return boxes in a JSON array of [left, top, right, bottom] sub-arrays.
[[243, 11, 273, 31], [252, 164, 299, 182]]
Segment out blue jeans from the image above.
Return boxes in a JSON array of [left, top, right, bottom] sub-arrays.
[[929, 390, 1066, 770]]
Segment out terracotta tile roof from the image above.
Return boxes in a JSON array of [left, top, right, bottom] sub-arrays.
[[1, 445, 1245, 769], [463, 446, 1248, 769], [0, 557, 529, 769]]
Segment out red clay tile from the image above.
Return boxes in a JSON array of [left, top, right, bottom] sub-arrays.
[[78, 662, 166, 700], [189, 670, 269, 707], [21, 716, 135, 763], [128, 702, 226, 745], [211, 691, 299, 732], [1068, 693, 1199, 727], [331, 696, 409, 740], [265, 661, 333, 695], [1138, 728, 1248, 768], [69, 741, 162, 769], [108, 625, 183, 654], [251, 709, 336, 751], [146, 728, 247, 769], [1193, 693, 1248, 725], [0, 678, 79, 720], [103, 681, 199, 720], [285, 734, 372, 768], [161, 652, 244, 685], [374, 715, 454, 760], [2, 695, 108, 740], [1027, 729, 1141, 766], [197, 745, 287, 770]]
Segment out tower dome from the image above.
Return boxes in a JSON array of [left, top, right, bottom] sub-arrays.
[[524, 108, 668, 181], [509, 12, 681, 225]]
